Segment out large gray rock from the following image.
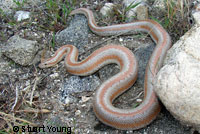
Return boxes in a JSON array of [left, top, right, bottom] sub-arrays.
[[55, 15, 89, 53], [154, 24, 200, 132], [2, 35, 38, 66]]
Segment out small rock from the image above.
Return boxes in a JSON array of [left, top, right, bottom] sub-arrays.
[[123, 0, 148, 21], [100, 3, 114, 17], [2, 35, 38, 66], [81, 104, 86, 107], [94, 1, 98, 5], [192, 3, 200, 25], [152, 0, 166, 10], [119, 37, 123, 42], [154, 24, 200, 131], [81, 96, 91, 103], [75, 110, 81, 116], [136, 4, 148, 20], [25, 80, 30, 86], [54, 79, 61, 83], [126, 130, 133, 133], [136, 98, 142, 102], [196, 2, 200, 11], [64, 97, 71, 105], [50, 72, 59, 79], [192, 11, 200, 25], [14, 11, 30, 22]]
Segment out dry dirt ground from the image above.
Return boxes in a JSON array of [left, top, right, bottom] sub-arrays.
[[0, 0, 198, 134]]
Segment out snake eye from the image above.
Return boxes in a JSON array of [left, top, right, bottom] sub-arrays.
[[43, 63, 48, 67]]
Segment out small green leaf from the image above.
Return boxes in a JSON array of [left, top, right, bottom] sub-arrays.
[[125, 1, 141, 12], [51, 32, 56, 48]]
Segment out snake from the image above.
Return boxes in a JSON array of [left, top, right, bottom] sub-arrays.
[[39, 8, 171, 130]]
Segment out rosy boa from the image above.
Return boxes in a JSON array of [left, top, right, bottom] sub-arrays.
[[39, 8, 171, 130]]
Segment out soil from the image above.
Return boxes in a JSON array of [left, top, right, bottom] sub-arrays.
[[0, 0, 198, 134]]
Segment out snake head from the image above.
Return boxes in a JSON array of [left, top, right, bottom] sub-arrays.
[[38, 59, 53, 68], [38, 62, 48, 68]]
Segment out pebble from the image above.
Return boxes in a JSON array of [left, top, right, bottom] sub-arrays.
[[100, 3, 114, 17], [75, 110, 81, 116], [14, 11, 30, 22]]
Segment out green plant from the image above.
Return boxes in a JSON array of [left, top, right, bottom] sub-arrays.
[[51, 32, 56, 48], [165, 0, 177, 28], [0, 130, 9, 134], [113, 2, 141, 22], [13, 0, 27, 8], [45, 0, 76, 29], [34, 0, 76, 48], [9, 60, 16, 66], [0, 7, 17, 27], [162, 0, 191, 41], [132, 102, 140, 108], [0, 8, 5, 17], [0, 31, 7, 41], [0, 8, 11, 21], [72, 118, 76, 134]]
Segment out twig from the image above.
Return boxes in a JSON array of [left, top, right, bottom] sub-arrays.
[[29, 76, 40, 106], [132, 91, 143, 101], [0, 111, 37, 126], [2, 117, 13, 132], [0, 116, 25, 130], [11, 87, 19, 111], [15, 109, 51, 114]]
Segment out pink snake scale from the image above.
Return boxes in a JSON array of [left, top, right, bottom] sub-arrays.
[[39, 8, 172, 130]]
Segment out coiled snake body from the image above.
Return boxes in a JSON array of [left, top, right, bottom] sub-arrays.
[[39, 8, 171, 130]]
